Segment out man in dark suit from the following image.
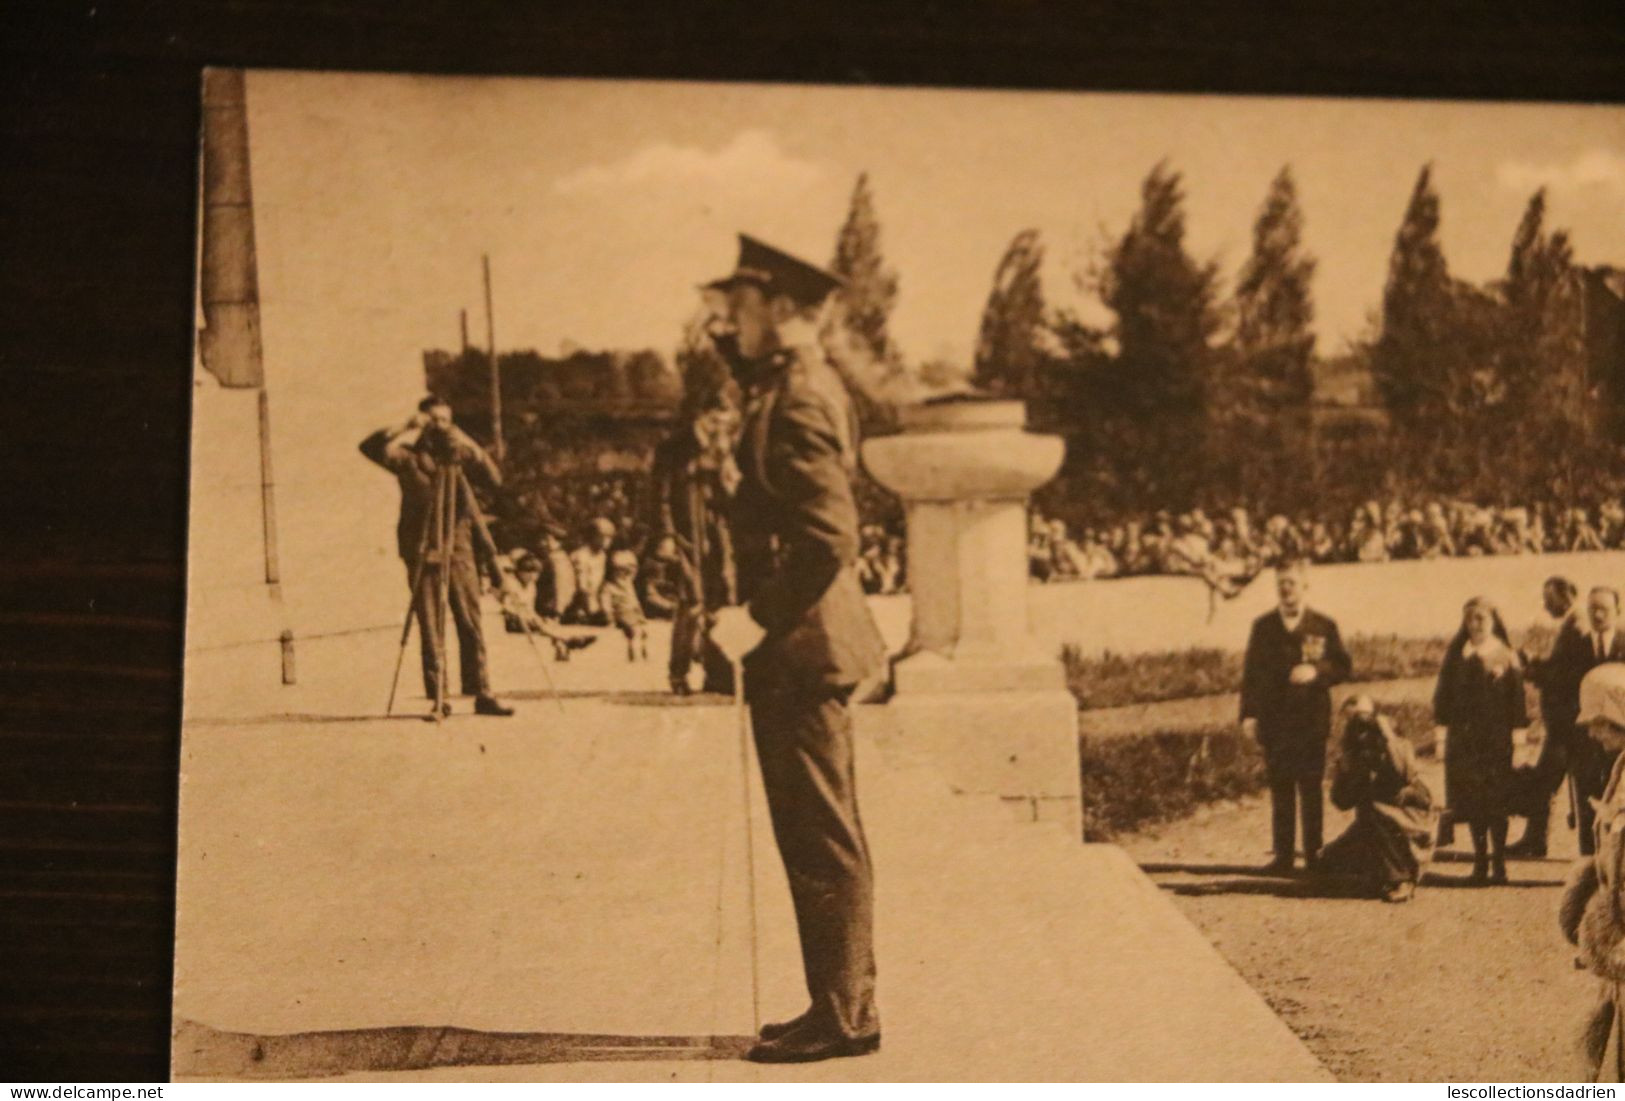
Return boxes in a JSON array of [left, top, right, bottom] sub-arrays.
[[1510, 576, 1585, 856], [1240, 560, 1353, 873], [705, 234, 889, 1064], [1533, 585, 1625, 854], [360, 396, 515, 718]]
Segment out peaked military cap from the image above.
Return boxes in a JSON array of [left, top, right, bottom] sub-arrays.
[[703, 233, 845, 308]]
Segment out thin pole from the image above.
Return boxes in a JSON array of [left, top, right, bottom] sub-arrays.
[[460, 308, 470, 358], [435, 464, 454, 721], [257, 389, 281, 590], [734, 662, 761, 1034], [483, 254, 503, 466]]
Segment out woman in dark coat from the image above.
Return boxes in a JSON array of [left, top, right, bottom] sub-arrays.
[[1433, 595, 1528, 884]]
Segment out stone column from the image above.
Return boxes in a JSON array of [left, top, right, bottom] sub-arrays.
[[863, 396, 1081, 833]]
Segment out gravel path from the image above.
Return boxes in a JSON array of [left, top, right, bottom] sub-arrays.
[[1118, 752, 1600, 1082]]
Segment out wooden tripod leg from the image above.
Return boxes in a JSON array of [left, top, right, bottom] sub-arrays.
[[385, 471, 442, 717]]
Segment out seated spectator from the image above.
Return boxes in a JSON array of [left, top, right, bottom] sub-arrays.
[[1306, 522, 1332, 565], [1391, 511, 1426, 560], [564, 517, 615, 625], [1117, 521, 1147, 575], [1602, 500, 1625, 549], [1419, 502, 1455, 558], [602, 548, 648, 661], [1081, 529, 1119, 579], [537, 527, 577, 620], [858, 537, 889, 595], [1137, 529, 1169, 575], [878, 535, 906, 594], [1463, 508, 1500, 556], [1164, 516, 1212, 577], [1316, 696, 1436, 903], [1028, 512, 1053, 582], [1353, 518, 1390, 563], [501, 553, 598, 661], [1048, 519, 1088, 580], [1567, 507, 1605, 552]]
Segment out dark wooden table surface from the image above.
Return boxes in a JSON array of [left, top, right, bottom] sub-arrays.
[[2, 0, 1620, 1081]]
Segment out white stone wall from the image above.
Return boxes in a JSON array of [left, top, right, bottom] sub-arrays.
[[867, 551, 1625, 659]]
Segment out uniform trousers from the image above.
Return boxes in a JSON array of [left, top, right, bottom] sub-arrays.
[[1269, 773, 1324, 861], [670, 601, 734, 692], [409, 556, 489, 699], [748, 679, 878, 1041]]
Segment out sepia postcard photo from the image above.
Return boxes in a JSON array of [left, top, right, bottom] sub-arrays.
[[174, 69, 1625, 1082]]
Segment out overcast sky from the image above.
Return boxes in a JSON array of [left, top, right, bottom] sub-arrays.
[[246, 71, 1625, 384]]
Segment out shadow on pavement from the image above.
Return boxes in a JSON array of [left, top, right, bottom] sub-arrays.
[[188, 713, 442, 727], [1160, 876, 1370, 900], [505, 688, 732, 708], [172, 1020, 753, 1079], [1139, 861, 1296, 877], [1420, 872, 1565, 889], [1155, 865, 1564, 898]]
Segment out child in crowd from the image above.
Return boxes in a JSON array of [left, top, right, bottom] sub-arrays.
[[602, 548, 648, 662]]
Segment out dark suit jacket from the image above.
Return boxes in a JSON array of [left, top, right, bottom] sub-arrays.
[[1527, 617, 1592, 737], [1533, 621, 1625, 732], [1240, 608, 1353, 777], [732, 345, 887, 696]]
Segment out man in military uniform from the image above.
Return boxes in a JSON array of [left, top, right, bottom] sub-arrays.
[[705, 235, 889, 1064], [360, 396, 516, 718], [1239, 559, 1352, 873]]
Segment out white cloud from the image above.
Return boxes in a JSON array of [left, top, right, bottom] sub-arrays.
[[553, 129, 826, 195], [1497, 147, 1625, 197]]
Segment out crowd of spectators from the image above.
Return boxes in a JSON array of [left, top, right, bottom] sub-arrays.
[[501, 470, 1625, 613], [1029, 498, 1625, 588]]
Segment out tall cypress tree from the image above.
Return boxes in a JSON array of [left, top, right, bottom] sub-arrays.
[[1372, 164, 1454, 429], [829, 172, 901, 365], [1223, 166, 1317, 506], [1502, 187, 1581, 420], [1100, 162, 1221, 416], [1096, 162, 1222, 506], [973, 228, 1048, 398]]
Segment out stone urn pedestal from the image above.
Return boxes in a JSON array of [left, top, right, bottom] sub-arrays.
[[863, 395, 1081, 833]]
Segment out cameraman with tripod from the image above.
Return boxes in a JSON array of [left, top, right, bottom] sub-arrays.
[[361, 396, 516, 719]]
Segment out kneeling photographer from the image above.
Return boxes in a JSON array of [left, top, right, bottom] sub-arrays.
[[1316, 695, 1437, 902]]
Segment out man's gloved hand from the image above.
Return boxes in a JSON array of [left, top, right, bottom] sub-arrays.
[[711, 605, 766, 661]]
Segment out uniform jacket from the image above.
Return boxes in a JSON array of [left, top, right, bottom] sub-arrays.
[[732, 344, 887, 694], [1240, 607, 1352, 773]]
